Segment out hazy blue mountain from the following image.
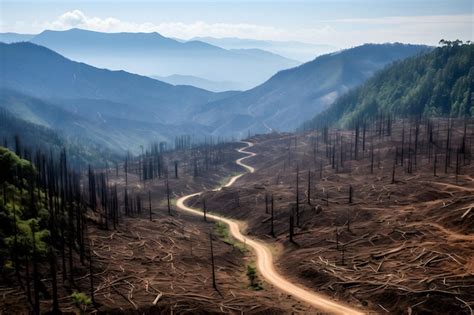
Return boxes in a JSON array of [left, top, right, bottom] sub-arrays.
[[0, 32, 35, 43], [0, 106, 118, 167], [0, 42, 236, 153], [0, 40, 432, 152], [193, 43, 431, 138], [0, 88, 212, 154], [0, 42, 234, 124], [29, 28, 299, 90], [191, 36, 338, 62], [152, 74, 241, 92]]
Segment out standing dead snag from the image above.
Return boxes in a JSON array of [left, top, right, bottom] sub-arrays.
[[270, 194, 275, 237], [209, 232, 218, 291], [203, 199, 207, 222], [166, 176, 171, 216], [265, 193, 269, 214], [370, 141, 375, 174], [295, 164, 300, 226], [348, 185, 353, 204], [89, 241, 95, 306], [347, 209, 351, 232], [289, 210, 295, 243], [148, 191, 152, 221], [307, 169, 311, 205]]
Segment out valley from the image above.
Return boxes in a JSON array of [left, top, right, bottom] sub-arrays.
[[0, 3, 472, 313]]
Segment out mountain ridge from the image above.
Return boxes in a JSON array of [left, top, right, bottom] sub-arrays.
[[192, 43, 431, 138], [301, 42, 473, 129], [25, 28, 299, 90]]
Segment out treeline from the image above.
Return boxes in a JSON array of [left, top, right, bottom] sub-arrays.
[[0, 142, 95, 314], [301, 41, 473, 130], [124, 135, 233, 182]]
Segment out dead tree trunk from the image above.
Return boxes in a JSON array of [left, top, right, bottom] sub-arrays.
[[289, 211, 295, 243], [270, 194, 275, 237], [307, 169, 311, 205], [296, 165, 300, 226], [149, 191, 152, 221], [209, 232, 217, 291], [166, 177, 171, 216]]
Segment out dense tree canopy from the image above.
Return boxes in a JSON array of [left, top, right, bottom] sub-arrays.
[[302, 42, 473, 129]]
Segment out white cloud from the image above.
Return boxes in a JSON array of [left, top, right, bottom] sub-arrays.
[[10, 10, 473, 47], [42, 10, 335, 43]]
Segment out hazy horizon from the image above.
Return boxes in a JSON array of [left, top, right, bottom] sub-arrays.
[[1, 0, 472, 48]]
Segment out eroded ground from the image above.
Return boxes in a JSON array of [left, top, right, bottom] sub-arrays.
[[194, 120, 474, 314]]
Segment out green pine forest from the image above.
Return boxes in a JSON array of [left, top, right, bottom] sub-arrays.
[[302, 41, 473, 130], [0, 144, 96, 313]]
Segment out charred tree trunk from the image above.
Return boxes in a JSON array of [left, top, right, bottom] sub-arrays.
[[166, 177, 171, 216], [149, 191, 152, 221], [270, 194, 275, 237], [209, 232, 217, 291]]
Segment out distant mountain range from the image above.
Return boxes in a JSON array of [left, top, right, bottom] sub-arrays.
[[191, 37, 338, 62], [0, 40, 433, 160], [0, 42, 238, 153], [191, 43, 431, 138], [152, 74, 241, 92], [0, 32, 35, 43], [301, 43, 473, 129], [0, 29, 299, 90]]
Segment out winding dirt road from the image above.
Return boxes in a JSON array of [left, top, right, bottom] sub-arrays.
[[176, 141, 364, 315]]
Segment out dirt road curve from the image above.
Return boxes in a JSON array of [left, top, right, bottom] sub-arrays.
[[176, 142, 364, 315]]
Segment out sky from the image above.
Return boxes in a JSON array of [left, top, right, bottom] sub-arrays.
[[0, 0, 472, 47]]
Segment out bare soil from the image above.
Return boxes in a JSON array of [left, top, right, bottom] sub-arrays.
[[1, 143, 317, 314], [193, 119, 474, 314]]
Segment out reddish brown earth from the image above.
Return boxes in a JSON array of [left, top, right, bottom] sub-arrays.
[[3, 119, 473, 314], [1, 143, 320, 314], [191, 119, 474, 314]]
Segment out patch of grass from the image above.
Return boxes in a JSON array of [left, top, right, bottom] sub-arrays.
[[214, 222, 248, 253], [70, 291, 92, 312], [214, 221, 233, 245], [246, 264, 263, 290]]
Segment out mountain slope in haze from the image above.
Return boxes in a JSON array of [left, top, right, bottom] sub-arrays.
[[0, 88, 212, 154], [0, 42, 236, 153], [0, 107, 118, 167], [0, 32, 35, 43], [152, 74, 241, 92], [302, 43, 473, 129], [0, 42, 235, 125], [29, 28, 300, 90], [193, 43, 431, 137], [191, 36, 338, 62]]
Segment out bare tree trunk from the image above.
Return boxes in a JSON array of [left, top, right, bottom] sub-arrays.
[[149, 191, 152, 221], [209, 232, 217, 291]]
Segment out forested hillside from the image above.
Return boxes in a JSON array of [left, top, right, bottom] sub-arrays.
[[302, 41, 472, 129], [193, 43, 429, 137]]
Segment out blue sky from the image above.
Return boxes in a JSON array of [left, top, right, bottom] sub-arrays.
[[1, 0, 472, 47]]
